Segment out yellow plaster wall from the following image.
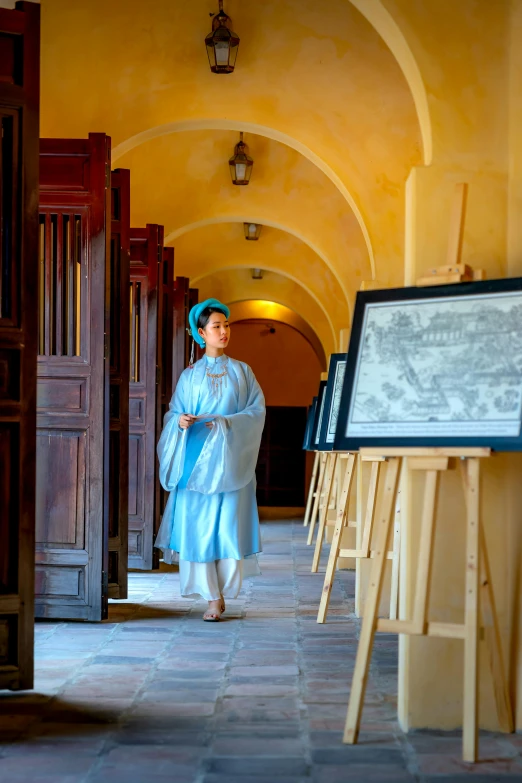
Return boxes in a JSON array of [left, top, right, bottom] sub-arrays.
[[382, 0, 509, 172]]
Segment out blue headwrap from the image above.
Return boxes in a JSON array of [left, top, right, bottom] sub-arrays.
[[188, 298, 230, 347]]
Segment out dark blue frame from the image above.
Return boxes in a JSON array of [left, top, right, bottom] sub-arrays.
[[334, 277, 522, 452], [317, 353, 347, 451], [311, 381, 327, 451], [302, 397, 318, 451]]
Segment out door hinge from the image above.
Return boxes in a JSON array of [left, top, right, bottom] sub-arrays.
[[102, 570, 109, 596], [104, 332, 109, 360], [105, 163, 111, 190], [156, 365, 161, 385]]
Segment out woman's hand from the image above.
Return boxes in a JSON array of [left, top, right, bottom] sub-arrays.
[[179, 414, 196, 430], [205, 421, 214, 429]]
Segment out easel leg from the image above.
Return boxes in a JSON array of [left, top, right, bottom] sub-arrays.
[[462, 458, 480, 763], [479, 524, 514, 732], [389, 491, 401, 621], [344, 457, 401, 744], [360, 461, 380, 557], [312, 454, 338, 572], [303, 452, 320, 528], [459, 461, 513, 735], [307, 454, 327, 546], [317, 453, 356, 624], [355, 455, 363, 618], [411, 470, 438, 633]]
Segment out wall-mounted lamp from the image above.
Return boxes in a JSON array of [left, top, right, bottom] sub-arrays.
[[229, 133, 253, 185], [205, 0, 240, 74], [252, 269, 263, 280], [244, 223, 262, 241]]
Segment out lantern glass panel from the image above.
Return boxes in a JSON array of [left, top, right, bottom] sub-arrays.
[[235, 163, 247, 181], [215, 41, 229, 66]]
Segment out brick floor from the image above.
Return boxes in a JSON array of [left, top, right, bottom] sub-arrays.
[[1, 521, 522, 782]]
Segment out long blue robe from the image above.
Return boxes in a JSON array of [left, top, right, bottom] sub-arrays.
[[155, 355, 265, 564]]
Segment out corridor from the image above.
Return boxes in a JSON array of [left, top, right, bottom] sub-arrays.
[[1, 522, 521, 783]]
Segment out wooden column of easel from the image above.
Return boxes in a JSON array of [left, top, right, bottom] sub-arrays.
[[303, 452, 320, 528], [343, 448, 513, 763], [316, 455, 400, 623]]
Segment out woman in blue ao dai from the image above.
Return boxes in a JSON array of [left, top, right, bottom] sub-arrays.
[[155, 299, 265, 621]]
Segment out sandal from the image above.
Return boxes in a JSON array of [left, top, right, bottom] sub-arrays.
[[203, 598, 223, 622]]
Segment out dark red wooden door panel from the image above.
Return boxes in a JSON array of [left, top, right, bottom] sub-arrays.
[[129, 225, 163, 569], [0, 1, 39, 691], [157, 248, 174, 523], [172, 276, 189, 385], [36, 133, 111, 621], [108, 169, 130, 598]]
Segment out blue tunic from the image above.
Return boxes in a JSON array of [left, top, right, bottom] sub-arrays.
[[155, 355, 265, 564]]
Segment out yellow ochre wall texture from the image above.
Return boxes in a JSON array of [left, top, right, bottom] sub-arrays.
[[33, 0, 522, 732]]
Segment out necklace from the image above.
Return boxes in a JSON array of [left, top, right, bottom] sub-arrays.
[[205, 355, 229, 399]]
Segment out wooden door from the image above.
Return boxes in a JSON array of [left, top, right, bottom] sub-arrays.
[[0, 1, 39, 691], [256, 407, 307, 506], [157, 247, 175, 522], [108, 169, 130, 598], [36, 134, 111, 621], [172, 276, 189, 384], [128, 224, 164, 569]]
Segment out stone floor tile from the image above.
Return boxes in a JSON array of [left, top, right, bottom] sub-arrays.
[[205, 756, 309, 776]]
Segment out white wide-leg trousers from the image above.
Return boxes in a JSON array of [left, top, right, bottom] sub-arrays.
[[179, 558, 242, 601]]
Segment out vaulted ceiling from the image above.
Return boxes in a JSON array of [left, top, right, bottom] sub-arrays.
[[39, 0, 424, 353]]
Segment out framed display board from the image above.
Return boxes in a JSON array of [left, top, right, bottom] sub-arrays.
[[317, 353, 347, 451], [303, 397, 318, 450], [311, 381, 327, 450], [334, 278, 522, 452]]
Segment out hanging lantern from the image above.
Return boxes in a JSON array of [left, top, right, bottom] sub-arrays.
[[229, 133, 253, 185], [205, 1, 240, 75], [244, 223, 262, 241]]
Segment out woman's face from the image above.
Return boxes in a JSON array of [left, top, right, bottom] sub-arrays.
[[199, 311, 231, 350]]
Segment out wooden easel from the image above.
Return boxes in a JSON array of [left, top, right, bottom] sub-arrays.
[[343, 448, 513, 763], [306, 453, 328, 543], [303, 451, 320, 528], [311, 452, 350, 570], [315, 454, 401, 624], [307, 451, 342, 548], [344, 184, 511, 762]]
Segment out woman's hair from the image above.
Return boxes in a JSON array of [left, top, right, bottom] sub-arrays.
[[197, 306, 227, 331]]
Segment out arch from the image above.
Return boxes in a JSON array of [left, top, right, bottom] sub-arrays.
[[195, 267, 336, 358], [347, 0, 432, 165], [228, 300, 327, 370], [191, 264, 340, 351], [112, 118, 376, 280], [165, 215, 351, 308]]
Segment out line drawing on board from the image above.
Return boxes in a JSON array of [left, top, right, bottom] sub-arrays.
[[326, 361, 346, 443], [347, 291, 522, 439]]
